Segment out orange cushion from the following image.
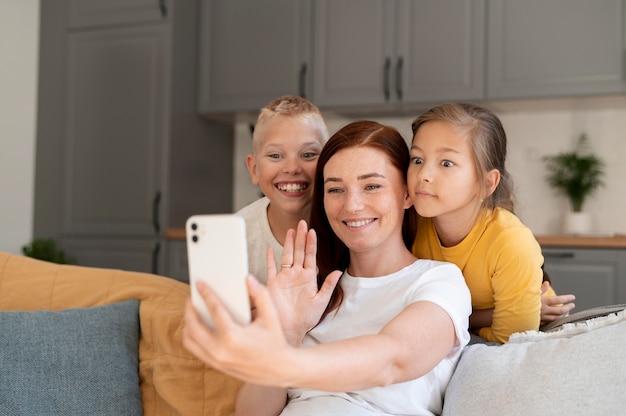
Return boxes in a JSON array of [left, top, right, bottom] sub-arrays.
[[0, 252, 242, 415]]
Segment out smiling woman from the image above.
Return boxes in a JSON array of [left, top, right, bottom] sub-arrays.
[[183, 120, 471, 416]]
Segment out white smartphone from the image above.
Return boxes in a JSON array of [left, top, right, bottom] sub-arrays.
[[186, 214, 251, 329]]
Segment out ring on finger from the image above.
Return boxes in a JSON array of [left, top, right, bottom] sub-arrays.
[[281, 264, 293, 269]]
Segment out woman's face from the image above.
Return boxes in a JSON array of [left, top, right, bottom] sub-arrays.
[[322, 147, 412, 255]]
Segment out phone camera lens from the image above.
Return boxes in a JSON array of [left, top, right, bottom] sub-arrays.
[[191, 223, 198, 231], [192, 235, 198, 243]]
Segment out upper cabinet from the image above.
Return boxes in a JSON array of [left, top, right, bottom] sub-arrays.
[[487, 0, 626, 99], [67, 0, 169, 29], [312, 0, 485, 108], [197, 0, 312, 114], [196, 0, 626, 116]]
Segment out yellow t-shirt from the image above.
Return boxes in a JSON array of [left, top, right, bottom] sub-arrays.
[[412, 207, 546, 343]]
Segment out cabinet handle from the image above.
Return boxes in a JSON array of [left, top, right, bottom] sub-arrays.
[[543, 252, 575, 259], [299, 63, 307, 98], [159, 0, 167, 18], [395, 56, 404, 101], [152, 191, 161, 234], [383, 57, 391, 101], [151, 242, 161, 275]]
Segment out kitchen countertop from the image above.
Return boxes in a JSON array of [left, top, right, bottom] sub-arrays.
[[165, 228, 186, 240], [166, 228, 626, 249], [535, 234, 626, 249]]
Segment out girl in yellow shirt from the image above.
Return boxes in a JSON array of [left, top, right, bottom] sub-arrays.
[[407, 103, 574, 343]]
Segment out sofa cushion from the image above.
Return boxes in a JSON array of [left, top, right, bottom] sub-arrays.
[[0, 252, 243, 416], [0, 300, 142, 415], [442, 310, 626, 416]]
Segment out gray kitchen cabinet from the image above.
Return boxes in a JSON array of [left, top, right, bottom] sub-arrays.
[[197, 0, 312, 115], [542, 248, 626, 311], [62, 23, 168, 273], [35, 1, 233, 276], [311, 0, 485, 108], [65, 25, 169, 237], [63, 237, 164, 274], [166, 240, 189, 283], [487, 0, 626, 99], [67, 0, 168, 29]]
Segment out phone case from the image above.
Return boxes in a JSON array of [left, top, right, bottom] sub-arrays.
[[186, 214, 251, 328]]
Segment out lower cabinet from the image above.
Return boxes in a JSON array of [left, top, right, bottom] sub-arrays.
[[63, 238, 165, 275], [542, 247, 626, 311], [166, 240, 189, 283]]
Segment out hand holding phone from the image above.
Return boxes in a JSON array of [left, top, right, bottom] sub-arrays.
[[186, 214, 251, 328]]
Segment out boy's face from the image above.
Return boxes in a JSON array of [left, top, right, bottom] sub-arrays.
[[246, 116, 325, 216]]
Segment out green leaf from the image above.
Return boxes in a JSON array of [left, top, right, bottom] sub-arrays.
[[542, 133, 605, 212]]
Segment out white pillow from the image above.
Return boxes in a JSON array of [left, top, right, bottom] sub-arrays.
[[442, 310, 626, 416]]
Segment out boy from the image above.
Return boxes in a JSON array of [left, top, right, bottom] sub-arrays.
[[237, 96, 329, 283]]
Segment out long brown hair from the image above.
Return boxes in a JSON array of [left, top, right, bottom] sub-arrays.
[[309, 120, 417, 318]]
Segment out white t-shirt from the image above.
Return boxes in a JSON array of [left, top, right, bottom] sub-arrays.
[[236, 197, 282, 284], [282, 260, 471, 416]]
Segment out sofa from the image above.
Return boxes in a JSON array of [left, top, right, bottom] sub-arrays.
[[0, 251, 241, 415], [1, 251, 624, 415]]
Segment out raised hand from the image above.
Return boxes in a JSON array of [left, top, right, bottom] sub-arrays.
[[266, 220, 342, 345]]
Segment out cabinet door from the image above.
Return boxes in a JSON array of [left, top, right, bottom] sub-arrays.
[[63, 237, 165, 275], [67, 0, 168, 29], [543, 248, 619, 311], [64, 24, 169, 237], [197, 0, 311, 114], [312, 0, 394, 107], [396, 0, 484, 103], [488, 0, 626, 99], [166, 240, 189, 283]]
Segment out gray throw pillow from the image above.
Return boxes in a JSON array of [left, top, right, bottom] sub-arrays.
[[0, 300, 142, 415], [442, 310, 626, 416]]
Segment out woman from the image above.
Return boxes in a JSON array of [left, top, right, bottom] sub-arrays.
[[184, 121, 471, 415]]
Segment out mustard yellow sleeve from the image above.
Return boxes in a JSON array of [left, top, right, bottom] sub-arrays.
[[478, 227, 543, 343]]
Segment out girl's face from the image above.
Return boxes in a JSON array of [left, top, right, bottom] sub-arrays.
[[323, 147, 412, 255], [246, 116, 324, 216], [408, 121, 482, 222]]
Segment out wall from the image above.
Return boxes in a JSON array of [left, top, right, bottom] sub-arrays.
[[0, 1, 39, 254], [234, 95, 626, 236]]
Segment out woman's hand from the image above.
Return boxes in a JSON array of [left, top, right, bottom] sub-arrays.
[[266, 220, 342, 345], [183, 275, 295, 387], [540, 281, 576, 323]]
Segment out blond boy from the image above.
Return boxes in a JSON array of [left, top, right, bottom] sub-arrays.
[[237, 96, 329, 283]]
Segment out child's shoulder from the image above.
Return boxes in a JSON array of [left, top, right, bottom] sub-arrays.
[[236, 196, 269, 218], [489, 207, 528, 230], [486, 208, 538, 249]]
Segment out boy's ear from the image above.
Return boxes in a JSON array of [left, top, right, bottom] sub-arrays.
[[245, 154, 260, 185], [484, 169, 501, 197]]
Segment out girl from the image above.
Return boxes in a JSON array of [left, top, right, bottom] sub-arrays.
[[408, 103, 573, 343], [184, 121, 471, 415]]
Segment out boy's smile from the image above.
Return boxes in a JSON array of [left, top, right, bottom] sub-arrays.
[[276, 181, 309, 195]]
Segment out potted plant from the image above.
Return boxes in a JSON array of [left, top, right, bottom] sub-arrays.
[[22, 238, 76, 264], [542, 132, 605, 234]]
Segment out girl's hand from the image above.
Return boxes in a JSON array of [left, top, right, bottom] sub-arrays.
[[540, 281, 576, 323], [266, 220, 341, 345], [183, 276, 295, 386]]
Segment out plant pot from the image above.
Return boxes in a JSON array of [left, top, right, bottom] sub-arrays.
[[563, 211, 593, 235]]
